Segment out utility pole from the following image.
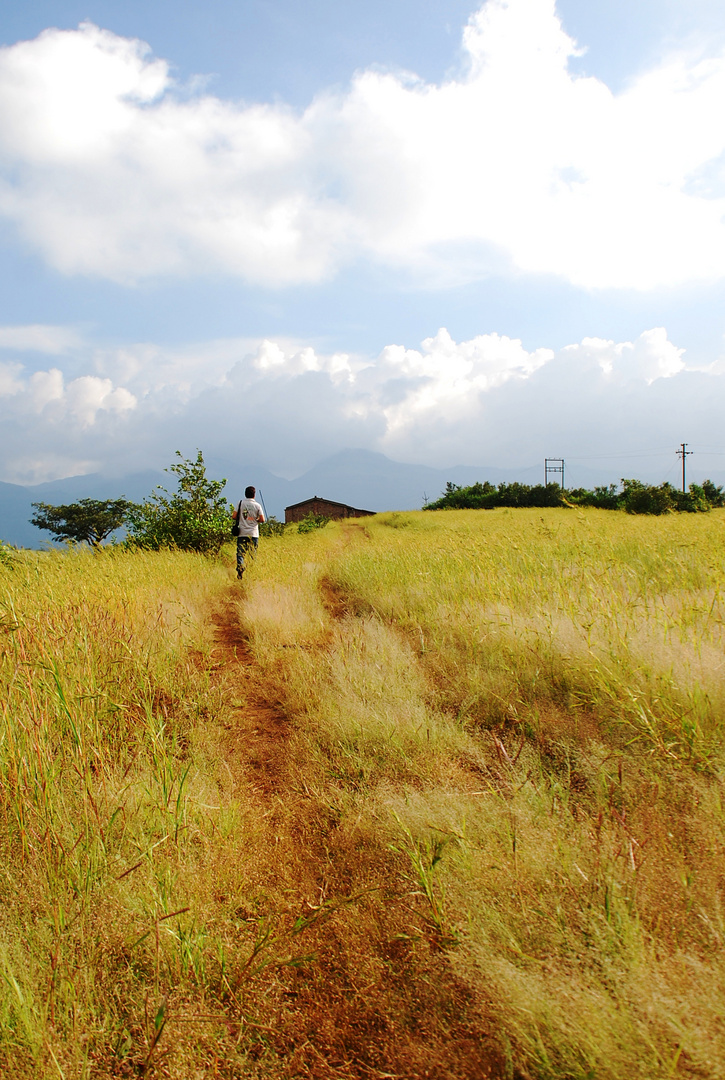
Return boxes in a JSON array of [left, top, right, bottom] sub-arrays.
[[544, 458, 565, 491], [676, 443, 693, 493]]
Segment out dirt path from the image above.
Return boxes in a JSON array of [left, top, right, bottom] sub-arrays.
[[207, 584, 504, 1080], [211, 596, 290, 800]]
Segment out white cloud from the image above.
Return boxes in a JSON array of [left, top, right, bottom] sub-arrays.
[[64, 376, 137, 427], [0, 360, 23, 395], [361, 329, 554, 444], [1, 2, 725, 288], [0, 23, 352, 284], [0, 324, 83, 353], [252, 339, 354, 381], [0, 361, 137, 426], [562, 328, 686, 384], [28, 367, 64, 411], [362, 327, 694, 462], [5, 453, 97, 487], [0, 323, 719, 484]]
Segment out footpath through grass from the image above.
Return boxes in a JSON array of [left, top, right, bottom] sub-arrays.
[[2, 508, 724, 1078], [241, 507, 725, 1080]]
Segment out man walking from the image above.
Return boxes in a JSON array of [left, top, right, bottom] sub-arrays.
[[233, 485, 265, 580]]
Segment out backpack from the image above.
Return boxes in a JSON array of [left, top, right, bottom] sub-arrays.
[[231, 500, 242, 537]]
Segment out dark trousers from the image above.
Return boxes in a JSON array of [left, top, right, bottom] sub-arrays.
[[236, 535, 258, 573]]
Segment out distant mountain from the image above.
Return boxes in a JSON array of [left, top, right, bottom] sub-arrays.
[[0, 471, 166, 548], [0, 482, 36, 547], [209, 449, 556, 517], [262, 450, 687, 517], [203, 457, 294, 520], [283, 450, 538, 513], [3, 451, 724, 547]]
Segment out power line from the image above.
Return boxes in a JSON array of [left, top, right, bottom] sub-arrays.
[[566, 450, 676, 461], [532, 443, 725, 494], [566, 446, 725, 462], [661, 459, 679, 484]]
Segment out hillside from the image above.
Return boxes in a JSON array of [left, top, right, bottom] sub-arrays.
[[0, 508, 723, 1078]]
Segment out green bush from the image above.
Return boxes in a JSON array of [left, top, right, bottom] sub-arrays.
[[0, 540, 14, 567], [297, 513, 330, 534], [259, 515, 286, 537], [619, 479, 709, 515], [700, 479, 725, 507], [426, 481, 563, 511], [566, 484, 620, 509], [126, 450, 229, 554], [427, 477, 723, 515]]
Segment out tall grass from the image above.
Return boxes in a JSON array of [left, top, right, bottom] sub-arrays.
[[0, 546, 289, 1077], [5, 509, 724, 1077], [239, 509, 725, 1079]]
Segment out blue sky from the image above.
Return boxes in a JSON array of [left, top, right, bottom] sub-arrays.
[[1, 0, 725, 487]]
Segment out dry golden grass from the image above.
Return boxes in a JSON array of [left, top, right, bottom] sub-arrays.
[[237, 509, 725, 1079], [3, 507, 724, 1078], [0, 547, 308, 1078]]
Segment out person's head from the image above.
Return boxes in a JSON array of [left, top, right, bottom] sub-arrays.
[[245, 486, 256, 498]]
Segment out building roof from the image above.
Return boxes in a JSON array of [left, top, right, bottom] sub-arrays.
[[284, 495, 373, 514]]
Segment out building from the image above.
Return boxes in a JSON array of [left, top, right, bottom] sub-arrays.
[[284, 496, 376, 525]]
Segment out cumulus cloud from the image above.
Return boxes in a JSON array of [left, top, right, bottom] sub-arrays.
[[561, 329, 686, 384], [0, 321, 720, 484], [368, 330, 554, 443], [0, 22, 352, 285], [1, 2, 725, 288], [0, 347, 139, 481], [0, 359, 136, 426], [358, 327, 698, 464], [251, 340, 354, 382]]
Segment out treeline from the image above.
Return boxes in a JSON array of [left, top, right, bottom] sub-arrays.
[[26, 450, 302, 552], [425, 478, 725, 514], [28, 450, 286, 552]]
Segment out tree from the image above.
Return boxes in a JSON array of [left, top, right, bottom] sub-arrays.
[[30, 498, 134, 546], [126, 450, 229, 554], [618, 479, 710, 515], [701, 479, 725, 507]]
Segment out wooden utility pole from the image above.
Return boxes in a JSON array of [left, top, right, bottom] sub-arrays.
[[676, 443, 693, 492]]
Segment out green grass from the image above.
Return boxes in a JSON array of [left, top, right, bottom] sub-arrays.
[[3, 509, 725, 1078], [240, 508, 725, 1079]]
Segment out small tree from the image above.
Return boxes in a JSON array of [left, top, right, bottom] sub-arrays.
[[126, 450, 229, 554], [30, 498, 134, 546]]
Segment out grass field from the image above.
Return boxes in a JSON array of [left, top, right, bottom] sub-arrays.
[[1, 508, 724, 1078]]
